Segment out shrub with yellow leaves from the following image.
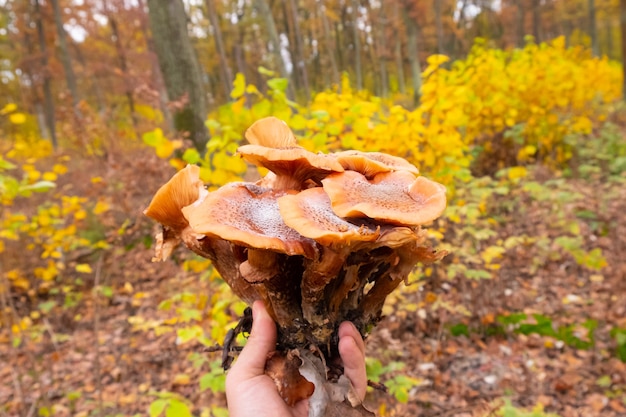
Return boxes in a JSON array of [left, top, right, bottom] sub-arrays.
[[147, 37, 619, 191]]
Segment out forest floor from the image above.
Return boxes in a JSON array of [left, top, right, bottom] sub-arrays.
[[1, 143, 625, 417]]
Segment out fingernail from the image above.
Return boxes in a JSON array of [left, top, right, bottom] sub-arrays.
[[252, 300, 265, 320]]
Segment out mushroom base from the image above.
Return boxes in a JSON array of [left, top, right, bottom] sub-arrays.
[[208, 237, 445, 417]]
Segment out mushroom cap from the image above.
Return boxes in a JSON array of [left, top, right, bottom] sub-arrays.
[[238, 144, 344, 188], [333, 150, 419, 178], [245, 117, 298, 148], [144, 164, 205, 231], [321, 170, 447, 226], [277, 187, 380, 246], [182, 183, 317, 258]]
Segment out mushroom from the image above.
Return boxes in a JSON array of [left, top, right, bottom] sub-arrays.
[[238, 144, 344, 190], [321, 170, 447, 226], [143, 165, 205, 259], [182, 182, 316, 326], [333, 150, 419, 178], [144, 117, 449, 417], [245, 116, 298, 148], [277, 187, 380, 332], [143, 165, 263, 305]]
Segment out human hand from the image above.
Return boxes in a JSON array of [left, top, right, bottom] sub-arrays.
[[225, 301, 367, 417]]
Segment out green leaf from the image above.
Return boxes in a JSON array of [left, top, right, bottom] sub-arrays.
[[149, 399, 167, 417], [596, 375, 612, 387], [20, 181, 56, 193], [199, 371, 225, 393], [143, 129, 164, 147], [211, 407, 229, 417], [182, 148, 201, 164], [365, 358, 384, 382], [465, 269, 492, 280], [251, 99, 271, 118], [165, 399, 192, 417], [0, 157, 16, 170], [38, 300, 56, 314], [258, 66, 275, 76], [267, 77, 288, 92], [176, 325, 203, 344]]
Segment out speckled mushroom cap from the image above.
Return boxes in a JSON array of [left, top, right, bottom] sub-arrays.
[[333, 150, 419, 178], [277, 187, 380, 246], [321, 170, 447, 226], [181, 183, 317, 258]]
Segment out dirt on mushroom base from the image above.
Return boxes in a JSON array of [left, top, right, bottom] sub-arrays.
[[144, 117, 447, 416]]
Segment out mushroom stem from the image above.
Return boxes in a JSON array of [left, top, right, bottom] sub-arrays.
[[179, 229, 261, 305], [241, 250, 305, 328], [301, 246, 349, 325]]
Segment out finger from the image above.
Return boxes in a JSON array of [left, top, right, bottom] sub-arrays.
[[231, 300, 277, 376], [338, 322, 367, 400], [338, 322, 365, 356]]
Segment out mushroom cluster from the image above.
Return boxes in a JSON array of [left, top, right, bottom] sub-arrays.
[[144, 117, 447, 415]]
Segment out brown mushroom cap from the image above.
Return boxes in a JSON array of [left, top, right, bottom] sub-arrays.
[[238, 144, 344, 189], [181, 183, 316, 258], [245, 116, 298, 148], [144, 164, 205, 231], [277, 187, 380, 246], [321, 170, 447, 226], [333, 150, 419, 178]]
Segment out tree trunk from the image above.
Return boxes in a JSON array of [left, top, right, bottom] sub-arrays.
[[50, 0, 80, 107], [34, 0, 57, 148], [619, 0, 626, 100], [254, 0, 295, 99], [351, 0, 362, 90], [281, 0, 301, 92], [147, 0, 209, 150], [376, 7, 388, 98], [137, 0, 174, 133], [394, 0, 406, 95], [104, 0, 137, 128], [434, 0, 444, 54], [320, 0, 340, 86], [287, 0, 310, 100], [607, 14, 614, 59], [532, 0, 541, 42], [454, 0, 469, 56], [205, 0, 233, 99], [516, 0, 526, 47], [589, 0, 599, 56], [404, 10, 422, 105], [70, 42, 106, 113]]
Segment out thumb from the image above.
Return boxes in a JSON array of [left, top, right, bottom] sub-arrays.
[[231, 300, 277, 377]]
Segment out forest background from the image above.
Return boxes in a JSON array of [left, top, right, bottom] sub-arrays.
[[1, 0, 626, 416]]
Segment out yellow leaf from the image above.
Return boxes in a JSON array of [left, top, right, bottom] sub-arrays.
[[427, 54, 450, 66], [507, 166, 527, 180], [91, 176, 103, 184], [75, 264, 93, 274], [9, 113, 26, 124], [93, 201, 109, 215], [155, 140, 174, 159], [52, 164, 68, 175], [0, 103, 17, 115], [42, 172, 57, 181], [231, 73, 246, 99]]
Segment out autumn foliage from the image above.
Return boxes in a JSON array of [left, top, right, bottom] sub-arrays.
[[1, 37, 626, 417]]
